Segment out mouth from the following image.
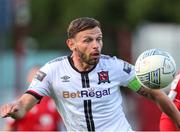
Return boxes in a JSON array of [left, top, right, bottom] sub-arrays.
[[91, 52, 100, 58]]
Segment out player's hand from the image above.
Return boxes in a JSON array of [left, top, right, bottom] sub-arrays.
[[0, 102, 24, 119]]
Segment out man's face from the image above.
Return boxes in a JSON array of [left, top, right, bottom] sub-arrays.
[[70, 26, 103, 65]]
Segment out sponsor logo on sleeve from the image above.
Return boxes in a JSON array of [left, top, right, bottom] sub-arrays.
[[34, 71, 47, 81], [123, 62, 132, 74]]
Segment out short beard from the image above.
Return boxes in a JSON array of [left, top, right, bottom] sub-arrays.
[[77, 48, 99, 65]]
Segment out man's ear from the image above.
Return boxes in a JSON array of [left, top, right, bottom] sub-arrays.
[[66, 39, 75, 51]]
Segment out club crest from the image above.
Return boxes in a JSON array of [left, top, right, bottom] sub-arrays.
[[98, 71, 110, 84]]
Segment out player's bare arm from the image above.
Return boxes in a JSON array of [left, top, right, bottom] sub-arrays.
[[0, 93, 38, 119], [137, 87, 180, 128]]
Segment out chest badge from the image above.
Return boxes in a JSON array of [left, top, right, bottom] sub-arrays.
[[98, 71, 110, 84]]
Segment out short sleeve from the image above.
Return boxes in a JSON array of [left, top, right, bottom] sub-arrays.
[[27, 63, 52, 96], [114, 57, 136, 87]]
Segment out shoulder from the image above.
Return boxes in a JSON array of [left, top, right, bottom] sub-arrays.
[[39, 56, 68, 74], [46, 55, 69, 68], [171, 72, 180, 90], [47, 56, 68, 64], [100, 54, 123, 63], [100, 54, 135, 77], [100, 54, 132, 67]]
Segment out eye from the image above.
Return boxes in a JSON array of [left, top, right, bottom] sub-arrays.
[[96, 37, 102, 42], [84, 38, 93, 43]]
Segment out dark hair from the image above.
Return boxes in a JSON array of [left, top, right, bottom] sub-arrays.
[[67, 17, 101, 38]]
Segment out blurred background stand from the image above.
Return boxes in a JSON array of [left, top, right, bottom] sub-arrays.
[[13, 0, 30, 95]]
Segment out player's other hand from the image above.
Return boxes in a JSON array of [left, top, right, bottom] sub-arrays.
[[0, 102, 24, 119]]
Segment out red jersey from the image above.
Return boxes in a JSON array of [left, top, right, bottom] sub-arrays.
[[160, 72, 180, 131], [169, 72, 180, 109], [6, 96, 62, 131]]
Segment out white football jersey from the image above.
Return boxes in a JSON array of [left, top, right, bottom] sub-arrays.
[[27, 54, 135, 132]]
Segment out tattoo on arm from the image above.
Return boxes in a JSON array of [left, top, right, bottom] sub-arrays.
[[137, 87, 152, 99]]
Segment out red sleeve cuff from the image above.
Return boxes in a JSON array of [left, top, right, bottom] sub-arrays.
[[25, 90, 43, 103]]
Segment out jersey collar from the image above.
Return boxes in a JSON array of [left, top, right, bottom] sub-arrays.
[[68, 55, 97, 74]]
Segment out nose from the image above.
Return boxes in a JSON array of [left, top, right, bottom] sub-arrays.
[[92, 40, 101, 49]]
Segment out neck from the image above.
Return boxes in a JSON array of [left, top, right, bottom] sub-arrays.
[[70, 55, 94, 72]]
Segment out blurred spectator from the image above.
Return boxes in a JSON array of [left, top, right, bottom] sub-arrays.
[[160, 72, 180, 131], [3, 66, 66, 131]]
